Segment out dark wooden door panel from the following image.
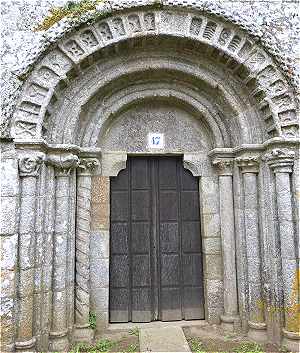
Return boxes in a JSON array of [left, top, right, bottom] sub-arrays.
[[109, 156, 204, 323]]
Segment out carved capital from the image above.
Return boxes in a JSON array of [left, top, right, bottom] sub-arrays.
[[78, 158, 100, 176], [18, 153, 44, 177], [46, 153, 80, 176], [212, 158, 234, 175], [236, 156, 260, 174], [264, 149, 295, 173]]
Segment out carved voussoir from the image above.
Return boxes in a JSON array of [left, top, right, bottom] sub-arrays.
[[18, 153, 44, 176], [46, 153, 80, 175]]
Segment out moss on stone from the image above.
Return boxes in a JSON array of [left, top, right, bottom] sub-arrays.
[[34, 0, 105, 31]]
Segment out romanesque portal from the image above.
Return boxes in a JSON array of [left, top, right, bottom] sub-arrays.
[[1, 3, 299, 352]]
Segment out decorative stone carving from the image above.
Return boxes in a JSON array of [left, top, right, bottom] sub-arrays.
[[46, 153, 80, 175], [78, 158, 100, 175], [9, 9, 298, 141], [79, 30, 98, 48], [265, 149, 295, 172], [218, 28, 231, 45], [236, 156, 259, 173], [18, 154, 44, 176], [212, 158, 234, 175], [14, 121, 37, 138]]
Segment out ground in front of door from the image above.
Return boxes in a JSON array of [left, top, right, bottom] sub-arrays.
[[71, 323, 288, 352]]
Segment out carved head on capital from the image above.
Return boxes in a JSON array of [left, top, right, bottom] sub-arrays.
[[46, 153, 80, 175], [18, 153, 44, 176]]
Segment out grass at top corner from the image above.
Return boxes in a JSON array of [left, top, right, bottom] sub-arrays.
[[34, 0, 106, 32]]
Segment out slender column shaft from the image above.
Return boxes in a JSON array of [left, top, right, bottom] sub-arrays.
[[236, 155, 267, 340], [274, 171, 297, 330], [50, 174, 69, 340], [219, 174, 238, 318], [266, 149, 299, 352], [16, 155, 43, 351], [75, 175, 92, 327], [74, 158, 99, 342], [212, 157, 239, 329], [46, 153, 79, 351], [244, 173, 265, 323]]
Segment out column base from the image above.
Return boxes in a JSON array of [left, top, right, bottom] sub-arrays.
[[282, 329, 300, 352], [247, 321, 267, 342], [220, 314, 240, 332], [49, 330, 69, 351], [15, 337, 36, 351], [73, 325, 94, 343]]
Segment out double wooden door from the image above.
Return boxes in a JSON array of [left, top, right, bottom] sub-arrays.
[[109, 157, 204, 322]]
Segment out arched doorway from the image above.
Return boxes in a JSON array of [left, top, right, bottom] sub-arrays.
[[2, 4, 298, 353]]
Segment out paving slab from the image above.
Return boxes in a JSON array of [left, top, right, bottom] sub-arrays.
[[139, 326, 191, 352]]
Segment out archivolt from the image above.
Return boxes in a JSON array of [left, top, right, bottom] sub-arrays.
[[11, 7, 298, 143]]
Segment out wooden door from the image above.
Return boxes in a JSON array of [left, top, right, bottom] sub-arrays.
[[109, 157, 204, 323]]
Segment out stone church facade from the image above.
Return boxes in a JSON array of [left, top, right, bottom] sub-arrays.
[[1, 0, 299, 352]]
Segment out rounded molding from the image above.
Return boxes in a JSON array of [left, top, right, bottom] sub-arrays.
[[10, 7, 298, 143]]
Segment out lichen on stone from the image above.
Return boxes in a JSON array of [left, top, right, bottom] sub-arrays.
[[34, 0, 106, 31]]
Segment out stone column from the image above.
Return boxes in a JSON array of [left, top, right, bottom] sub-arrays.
[[266, 149, 299, 352], [15, 153, 43, 351], [212, 158, 239, 330], [47, 154, 79, 352], [74, 158, 99, 342], [236, 156, 267, 341]]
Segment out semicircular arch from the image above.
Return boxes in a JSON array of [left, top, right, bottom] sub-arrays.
[[11, 6, 299, 143]]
